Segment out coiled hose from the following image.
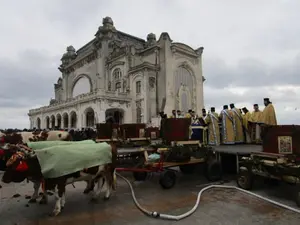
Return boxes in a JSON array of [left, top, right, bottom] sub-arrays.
[[116, 173, 300, 221]]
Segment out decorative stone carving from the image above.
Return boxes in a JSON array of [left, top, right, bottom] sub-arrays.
[[195, 47, 204, 56], [149, 77, 155, 89], [60, 46, 77, 66], [182, 61, 188, 69], [146, 33, 156, 47], [94, 17, 117, 47], [123, 79, 127, 92], [49, 98, 57, 105]]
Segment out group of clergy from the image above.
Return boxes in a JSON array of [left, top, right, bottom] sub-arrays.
[[165, 97, 277, 146], [205, 97, 277, 146]]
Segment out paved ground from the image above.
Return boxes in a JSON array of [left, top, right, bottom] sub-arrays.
[[1, 171, 300, 225]]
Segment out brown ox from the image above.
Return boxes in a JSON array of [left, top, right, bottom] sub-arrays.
[[2, 143, 117, 216], [0, 131, 72, 204]]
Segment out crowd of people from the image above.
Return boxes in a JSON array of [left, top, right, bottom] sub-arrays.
[[159, 97, 277, 146]]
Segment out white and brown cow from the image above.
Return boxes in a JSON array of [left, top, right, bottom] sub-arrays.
[[2, 143, 117, 216], [0, 131, 72, 204]]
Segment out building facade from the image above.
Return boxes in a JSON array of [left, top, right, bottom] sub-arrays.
[[28, 17, 205, 129]]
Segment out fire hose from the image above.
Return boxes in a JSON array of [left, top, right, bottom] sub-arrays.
[[116, 172, 300, 221]]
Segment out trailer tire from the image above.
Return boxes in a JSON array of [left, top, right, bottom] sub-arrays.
[[237, 170, 253, 190], [205, 159, 222, 181], [159, 171, 176, 189], [179, 164, 196, 174]]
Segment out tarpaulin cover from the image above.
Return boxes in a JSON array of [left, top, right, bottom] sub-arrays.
[[27, 140, 96, 150], [34, 142, 112, 179]]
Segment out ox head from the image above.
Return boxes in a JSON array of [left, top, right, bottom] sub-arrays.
[[0, 144, 19, 171], [1, 147, 36, 184]]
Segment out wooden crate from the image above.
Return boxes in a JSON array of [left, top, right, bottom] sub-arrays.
[[145, 127, 160, 139], [161, 118, 191, 141], [96, 123, 120, 139], [120, 124, 146, 139], [262, 125, 300, 155]]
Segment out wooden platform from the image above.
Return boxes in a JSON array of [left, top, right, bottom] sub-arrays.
[[145, 157, 205, 168]]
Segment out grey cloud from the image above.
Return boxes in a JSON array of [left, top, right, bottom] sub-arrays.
[[204, 54, 300, 88], [0, 50, 59, 108], [204, 85, 300, 112], [41, 0, 105, 29]]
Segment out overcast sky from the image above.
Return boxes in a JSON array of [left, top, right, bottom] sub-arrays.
[[0, 0, 299, 129]]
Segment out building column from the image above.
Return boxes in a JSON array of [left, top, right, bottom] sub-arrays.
[[49, 118, 53, 129], [68, 115, 72, 129], [143, 69, 149, 123]]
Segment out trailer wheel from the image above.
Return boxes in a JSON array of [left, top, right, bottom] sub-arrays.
[[237, 170, 253, 190], [179, 164, 195, 174], [159, 171, 177, 189], [296, 191, 300, 207], [205, 159, 222, 181]]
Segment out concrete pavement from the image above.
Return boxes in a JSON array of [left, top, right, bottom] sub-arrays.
[[1, 172, 300, 225]]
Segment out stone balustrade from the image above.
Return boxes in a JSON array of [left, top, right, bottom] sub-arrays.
[[28, 89, 131, 115]]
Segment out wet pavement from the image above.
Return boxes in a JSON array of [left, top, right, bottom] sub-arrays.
[[1, 171, 300, 225]]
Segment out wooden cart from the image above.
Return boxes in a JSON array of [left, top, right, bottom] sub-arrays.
[[110, 118, 222, 189], [116, 140, 221, 189], [236, 125, 300, 206]]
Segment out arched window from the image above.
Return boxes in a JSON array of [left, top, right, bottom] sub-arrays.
[[115, 82, 121, 93], [136, 81, 141, 94], [113, 69, 122, 80], [174, 66, 194, 109], [72, 76, 91, 97], [112, 68, 122, 91], [181, 92, 188, 112]]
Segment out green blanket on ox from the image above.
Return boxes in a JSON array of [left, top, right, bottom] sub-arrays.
[[27, 140, 96, 150], [34, 142, 112, 179]]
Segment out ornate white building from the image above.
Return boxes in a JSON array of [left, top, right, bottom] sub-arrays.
[[28, 17, 205, 129]]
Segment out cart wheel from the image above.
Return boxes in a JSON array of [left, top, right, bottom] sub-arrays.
[[159, 171, 177, 189], [296, 191, 300, 207], [205, 159, 222, 181], [237, 169, 253, 190], [179, 164, 195, 174]]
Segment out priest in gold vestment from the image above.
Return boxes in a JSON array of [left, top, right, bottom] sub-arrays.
[[251, 104, 263, 143], [230, 103, 244, 143], [185, 109, 192, 118], [205, 107, 220, 146], [242, 107, 251, 143], [251, 104, 263, 123], [262, 98, 277, 125], [219, 105, 235, 144]]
